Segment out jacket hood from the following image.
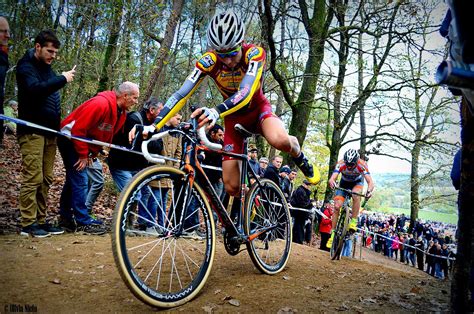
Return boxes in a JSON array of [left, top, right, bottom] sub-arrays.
[[96, 90, 117, 109], [97, 91, 117, 103], [18, 48, 50, 70]]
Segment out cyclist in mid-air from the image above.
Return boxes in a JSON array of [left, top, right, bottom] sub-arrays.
[[136, 10, 320, 197], [326, 149, 374, 248]]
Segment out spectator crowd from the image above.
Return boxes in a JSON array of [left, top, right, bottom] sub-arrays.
[[356, 212, 456, 280]]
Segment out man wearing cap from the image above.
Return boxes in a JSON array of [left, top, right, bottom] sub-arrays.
[[258, 157, 268, 177], [248, 147, 259, 176]]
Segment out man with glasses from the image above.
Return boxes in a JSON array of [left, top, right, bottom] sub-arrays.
[[0, 16, 10, 147], [326, 148, 375, 248], [142, 10, 320, 200], [16, 29, 76, 237]]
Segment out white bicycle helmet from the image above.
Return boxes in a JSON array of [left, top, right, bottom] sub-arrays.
[[344, 149, 360, 165], [207, 10, 245, 51]]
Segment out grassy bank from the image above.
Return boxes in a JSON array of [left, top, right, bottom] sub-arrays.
[[370, 207, 458, 224]]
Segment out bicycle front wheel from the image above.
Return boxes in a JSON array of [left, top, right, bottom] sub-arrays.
[[330, 205, 349, 260], [112, 166, 216, 308], [244, 179, 292, 274]]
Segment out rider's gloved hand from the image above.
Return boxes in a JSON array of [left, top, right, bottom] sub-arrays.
[[365, 189, 373, 199], [197, 107, 219, 129], [143, 124, 156, 134]]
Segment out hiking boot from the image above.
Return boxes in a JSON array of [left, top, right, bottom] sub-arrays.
[[348, 218, 358, 232], [182, 230, 204, 241], [326, 231, 335, 249], [145, 226, 160, 236], [39, 223, 65, 235], [59, 218, 77, 232], [77, 224, 106, 235], [20, 223, 50, 238], [292, 153, 320, 185]]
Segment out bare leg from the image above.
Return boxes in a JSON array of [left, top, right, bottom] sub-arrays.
[[351, 186, 363, 219], [260, 116, 320, 184], [332, 200, 343, 230], [222, 159, 241, 196], [261, 117, 300, 157]]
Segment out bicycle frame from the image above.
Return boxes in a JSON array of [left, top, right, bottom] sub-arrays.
[[335, 186, 368, 210], [144, 120, 269, 242]]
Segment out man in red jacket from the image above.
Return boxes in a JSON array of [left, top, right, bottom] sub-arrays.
[[319, 203, 333, 251], [58, 82, 139, 234]]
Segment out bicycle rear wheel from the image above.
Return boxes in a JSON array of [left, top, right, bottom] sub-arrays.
[[244, 179, 292, 274], [330, 205, 350, 260], [112, 166, 216, 308]]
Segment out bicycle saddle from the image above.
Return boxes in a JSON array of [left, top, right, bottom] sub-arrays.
[[234, 124, 254, 138]]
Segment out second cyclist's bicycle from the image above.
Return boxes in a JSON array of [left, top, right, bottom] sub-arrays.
[[330, 186, 367, 260], [111, 119, 292, 308]]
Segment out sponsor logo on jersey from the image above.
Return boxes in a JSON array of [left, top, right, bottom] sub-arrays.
[[220, 71, 242, 78], [231, 85, 250, 104], [198, 53, 215, 69], [247, 47, 260, 61], [165, 96, 179, 108]]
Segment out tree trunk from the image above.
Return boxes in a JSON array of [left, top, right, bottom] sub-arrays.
[[324, 129, 342, 202], [97, 1, 124, 93], [144, 0, 184, 101], [451, 97, 474, 312], [72, 1, 98, 108], [288, 0, 332, 149], [409, 145, 420, 233], [358, 16, 367, 159], [260, 0, 335, 166], [267, 1, 287, 161]]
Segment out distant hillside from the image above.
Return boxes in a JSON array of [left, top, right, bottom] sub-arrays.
[[372, 173, 410, 189], [368, 173, 457, 215]]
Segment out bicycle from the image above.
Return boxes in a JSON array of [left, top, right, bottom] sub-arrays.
[[111, 118, 292, 308], [329, 186, 368, 260]]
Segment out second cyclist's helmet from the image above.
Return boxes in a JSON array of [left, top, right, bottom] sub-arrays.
[[344, 149, 360, 166], [207, 10, 245, 51]]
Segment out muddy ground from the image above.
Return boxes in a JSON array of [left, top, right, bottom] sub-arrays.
[[0, 234, 449, 312], [0, 135, 449, 312]]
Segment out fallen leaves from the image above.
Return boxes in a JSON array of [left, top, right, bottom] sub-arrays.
[[0, 135, 118, 234], [228, 299, 240, 307]]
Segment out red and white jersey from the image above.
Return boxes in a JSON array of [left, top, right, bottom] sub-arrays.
[[333, 159, 370, 182]]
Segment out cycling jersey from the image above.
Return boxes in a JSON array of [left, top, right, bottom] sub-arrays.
[[153, 43, 275, 157], [333, 159, 370, 182]]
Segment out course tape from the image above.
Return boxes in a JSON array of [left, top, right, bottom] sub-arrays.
[[0, 115, 220, 171], [355, 226, 456, 261]]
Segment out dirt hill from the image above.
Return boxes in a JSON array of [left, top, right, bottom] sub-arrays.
[[0, 134, 450, 312]]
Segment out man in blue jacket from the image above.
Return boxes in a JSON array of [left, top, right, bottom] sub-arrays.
[[16, 29, 75, 237]]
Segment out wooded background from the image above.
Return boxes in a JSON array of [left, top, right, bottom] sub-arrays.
[[2, 0, 460, 227]]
